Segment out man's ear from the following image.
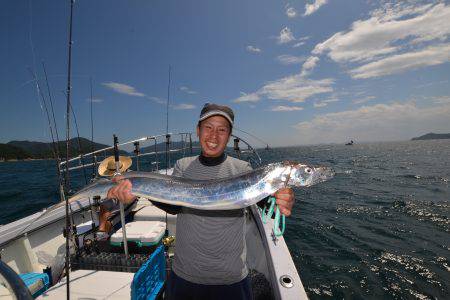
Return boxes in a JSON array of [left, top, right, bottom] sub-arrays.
[[196, 125, 200, 137]]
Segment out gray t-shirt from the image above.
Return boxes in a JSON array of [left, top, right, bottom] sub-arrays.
[[171, 155, 252, 285]]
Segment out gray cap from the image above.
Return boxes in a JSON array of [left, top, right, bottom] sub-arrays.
[[198, 103, 234, 127]]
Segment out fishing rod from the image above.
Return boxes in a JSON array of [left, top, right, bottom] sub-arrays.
[[90, 77, 95, 179], [164, 66, 171, 237], [113, 135, 129, 258], [27, 67, 60, 166], [165, 65, 171, 173], [63, 0, 75, 298], [69, 100, 89, 185], [42, 61, 61, 151]]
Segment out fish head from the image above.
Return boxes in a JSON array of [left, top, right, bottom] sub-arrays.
[[286, 162, 335, 187]]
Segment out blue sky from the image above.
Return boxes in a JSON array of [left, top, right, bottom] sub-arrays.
[[1, 0, 449, 147]]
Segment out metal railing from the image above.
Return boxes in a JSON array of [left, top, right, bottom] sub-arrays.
[[59, 132, 262, 176]]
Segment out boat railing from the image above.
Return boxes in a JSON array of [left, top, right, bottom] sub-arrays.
[[59, 132, 262, 174]]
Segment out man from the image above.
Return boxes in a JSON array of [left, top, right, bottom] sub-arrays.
[[108, 103, 295, 299]]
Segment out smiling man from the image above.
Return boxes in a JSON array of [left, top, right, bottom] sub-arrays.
[[108, 103, 295, 299]]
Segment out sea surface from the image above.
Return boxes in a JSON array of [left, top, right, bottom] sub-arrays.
[[1, 140, 449, 299]]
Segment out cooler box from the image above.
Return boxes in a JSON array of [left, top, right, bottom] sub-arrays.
[[110, 221, 165, 247]]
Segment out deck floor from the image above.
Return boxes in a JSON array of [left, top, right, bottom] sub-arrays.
[[37, 270, 134, 299]]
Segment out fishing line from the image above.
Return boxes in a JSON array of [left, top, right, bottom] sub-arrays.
[[42, 61, 61, 151], [27, 67, 59, 163], [69, 102, 89, 185], [61, 90, 89, 185], [233, 127, 270, 148]]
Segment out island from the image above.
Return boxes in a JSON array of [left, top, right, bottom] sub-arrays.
[[411, 133, 450, 141], [0, 138, 126, 162]]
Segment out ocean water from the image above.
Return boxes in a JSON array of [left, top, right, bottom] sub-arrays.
[[1, 140, 449, 299]]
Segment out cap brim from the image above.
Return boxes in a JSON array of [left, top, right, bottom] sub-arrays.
[[199, 111, 233, 126]]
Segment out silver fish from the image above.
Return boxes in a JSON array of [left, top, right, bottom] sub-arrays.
[[68, 161, 334, 210]]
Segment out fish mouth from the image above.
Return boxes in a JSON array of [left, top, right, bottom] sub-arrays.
[[313, 167, 335, 183]]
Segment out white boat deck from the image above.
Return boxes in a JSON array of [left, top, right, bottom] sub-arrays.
[[37, 270, 134, 300]]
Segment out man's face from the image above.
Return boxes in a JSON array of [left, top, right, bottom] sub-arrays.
[[197, 115, 231, 157]]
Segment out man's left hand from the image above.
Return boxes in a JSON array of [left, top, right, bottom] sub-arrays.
[[273, 188, 295, 217]]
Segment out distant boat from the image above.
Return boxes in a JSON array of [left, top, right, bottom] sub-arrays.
[[345, 140, 354, 146]]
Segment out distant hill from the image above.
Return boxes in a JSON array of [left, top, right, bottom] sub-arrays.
[[411, 133, 450, 141], [6, 137, 127, 160], [0, 143, 32, 160]]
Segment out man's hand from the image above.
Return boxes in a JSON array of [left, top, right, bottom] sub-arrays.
[[273, 187, 295, 217], [98, 205, 112, 232], [106, 176, 136, 204]]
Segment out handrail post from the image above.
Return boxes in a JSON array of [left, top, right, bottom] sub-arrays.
[[113, 134, 128, 258], [234, 138, 240, 159], [134, 141, 140, 171]]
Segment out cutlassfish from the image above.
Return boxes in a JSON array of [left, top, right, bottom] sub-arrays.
[[68, 161, 334, 210]]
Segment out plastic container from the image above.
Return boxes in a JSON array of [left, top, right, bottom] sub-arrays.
[[19, 272, 50, 298], [131, 245, 166, 300]]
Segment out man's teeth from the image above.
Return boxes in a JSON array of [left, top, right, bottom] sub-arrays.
[[207, 142, 218, 148]]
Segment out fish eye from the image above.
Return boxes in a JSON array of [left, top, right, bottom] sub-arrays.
[[306, 168, 311, 173]]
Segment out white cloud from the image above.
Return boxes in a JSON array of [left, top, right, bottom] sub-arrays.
[[233, 75, 334, 103], [432, 95, 450, 104], [293, 36, 310, 48], [278, 27, 295, 44], [304, 0, 328, 17], [300, 56, 319, 77], [271, 105, 303, 112], [179, 86, 197, 94], [246, 45, 262, 53], [276, 54, 306, 65], [233, 92, 261, 103], [350, 43, 450, 79], [148, 96, 166, 104], [313, 102, 327, 108], [102, 82, 145, 97], [312, 3, 450, 63], [293, 102, 450, 144], [172, 103, 195, 110], [86, 98, 103, 103], [261, 76, 333, 102], [313, 97, 339, 108], [286, 6, 297, 18], [352, 95, 376, 104], [292, 42, 305, 48]]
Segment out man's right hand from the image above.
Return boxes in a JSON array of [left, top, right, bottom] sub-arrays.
[[107, 176, 136, 204]]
